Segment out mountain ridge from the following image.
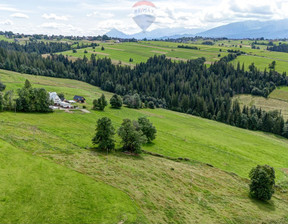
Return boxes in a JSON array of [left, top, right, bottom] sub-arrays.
[[106, 19, 288, 39]]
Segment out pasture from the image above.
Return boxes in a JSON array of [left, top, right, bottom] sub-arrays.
[[1, 69, 288, 223]]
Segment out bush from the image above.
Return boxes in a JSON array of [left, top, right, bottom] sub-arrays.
[[118, 119, 146, 154], [249, 165, 275, 201], [148, 101, 155, 109], [110, 94, 123, 109], [137, 117, 157, 142], [93, 94, 108, 111], [123, 93, 142, 109]]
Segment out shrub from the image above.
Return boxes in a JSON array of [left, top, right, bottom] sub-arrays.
[[118, 119, 146, 154], [249, 165, 275, 201], [137, 117, 157, 142], [93, 94, 108, 111], [110, 94, 123, 109]]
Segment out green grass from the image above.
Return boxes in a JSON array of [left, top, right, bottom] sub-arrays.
[[55, 40, 288, 74], [0, 140, 145, 223], [234, 94, 288, 120], [0, 35, 14, 42], [58, 41, 227, 66], [232, 55, 288, 73], [270, 86, 288, 102], [1, 69, 288, 223], [1, 69, 288, 182]]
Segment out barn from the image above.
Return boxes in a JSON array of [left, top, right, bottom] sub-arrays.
[[73, 95, 86, 103]]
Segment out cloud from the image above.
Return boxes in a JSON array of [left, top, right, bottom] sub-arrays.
[[86, 11, 114, 19], [42, 13, 69, 21], [0, 4, 19, 12], [0, 19, 14, 25], [10, 13, 29, 19], [39, 22, 83, 35]]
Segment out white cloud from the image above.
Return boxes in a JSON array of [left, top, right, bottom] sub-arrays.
[[0, 4, 19, 12], [39, 22, 83, 35], [86, 11, 114, 19], [10, 13, 29, 19], [42, 13, 69, 21], [2, 0, 288, 35], [0, 19, 14, 25]]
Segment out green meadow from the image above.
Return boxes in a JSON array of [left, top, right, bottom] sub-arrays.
[[1, 69, 288, 223], [55, 40, 288, 74]]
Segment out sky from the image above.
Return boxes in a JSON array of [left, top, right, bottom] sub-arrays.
[[1, 0, 288, 36]]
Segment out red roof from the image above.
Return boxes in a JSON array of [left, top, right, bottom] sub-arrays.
[[133, 1, 156, 8]]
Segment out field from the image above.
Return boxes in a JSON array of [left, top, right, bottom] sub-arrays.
[[58, 41, 228, 66], [270, 87, 288, 102], [234, 94, 288, 120], [1, 69, 288, 223], [54, 40, 288, 74], [234, 86, 288, 120], [0, 35, 14, 43], [0, 140, 144, 223]]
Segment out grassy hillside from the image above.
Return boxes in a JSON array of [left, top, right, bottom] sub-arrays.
[[1, 69, 288, 223], [1, 69, 288, 182], [55, 40, 288, 74], [234, 94, 288, 120], [0, 140, 145, 223], [270, 87, 288, 102]]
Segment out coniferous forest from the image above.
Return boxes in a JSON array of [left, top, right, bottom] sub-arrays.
[[1, 42, 288, 137]]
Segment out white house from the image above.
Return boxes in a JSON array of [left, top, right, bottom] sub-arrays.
[[60, 101, 73, 109], [49, 92, 62, 105]]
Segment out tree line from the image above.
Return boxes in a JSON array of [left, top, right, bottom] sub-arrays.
[[268, 43, 288, 53], [0, 42, 288, 138], [0, 79, 51, 113], [93, 116, 156, 154], [0, 40, 98, 54]]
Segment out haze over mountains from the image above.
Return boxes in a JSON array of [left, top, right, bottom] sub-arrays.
[[106, 19, 288, 39]]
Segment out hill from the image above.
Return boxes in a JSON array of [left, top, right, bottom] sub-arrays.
[[105, 28, 204, 40], [0, 139, 145, 223], [0, 69, 288, 223], [197, 19, 288, 39], [106, 19, 288, 40]]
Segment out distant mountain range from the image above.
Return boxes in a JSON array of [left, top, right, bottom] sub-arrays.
[[106, 19, 288, 39], [105, 27, 205, 40]]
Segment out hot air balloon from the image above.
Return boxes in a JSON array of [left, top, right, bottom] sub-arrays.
[[132, 1, 156, 32]]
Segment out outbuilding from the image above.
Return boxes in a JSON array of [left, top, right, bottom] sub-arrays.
[[73, 95, 86, 103]]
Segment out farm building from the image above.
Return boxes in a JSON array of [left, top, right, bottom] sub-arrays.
[[49, 92, 62, 105], [73, 95, 86, 103], [60, 101, 73, 109]]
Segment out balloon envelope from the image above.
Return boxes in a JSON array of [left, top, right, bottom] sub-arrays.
[[133, 14, 155, 32], [132, 1, 156, 32]]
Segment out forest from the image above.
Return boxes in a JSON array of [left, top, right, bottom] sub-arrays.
[[268, 43, 288, 53], [0, 40, 98, 54], [0, 41, 288, 138]]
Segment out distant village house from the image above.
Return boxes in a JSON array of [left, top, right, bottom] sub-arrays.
[[73, 95, 86, 103]]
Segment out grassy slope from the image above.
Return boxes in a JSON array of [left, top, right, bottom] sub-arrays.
[[0, 140, 145, 223], [56, 40, 288, 74], [270, 87, 288, 102], [234, 94, 288, 120], [58, 41, 227, 66], [1, 69, 288, 182], [1, 69, 288, 223]]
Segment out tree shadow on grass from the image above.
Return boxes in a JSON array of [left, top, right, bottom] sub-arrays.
[[143, 142, 155, 147], [88, 147, 145, 161], [249, 195, 276, 212]]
